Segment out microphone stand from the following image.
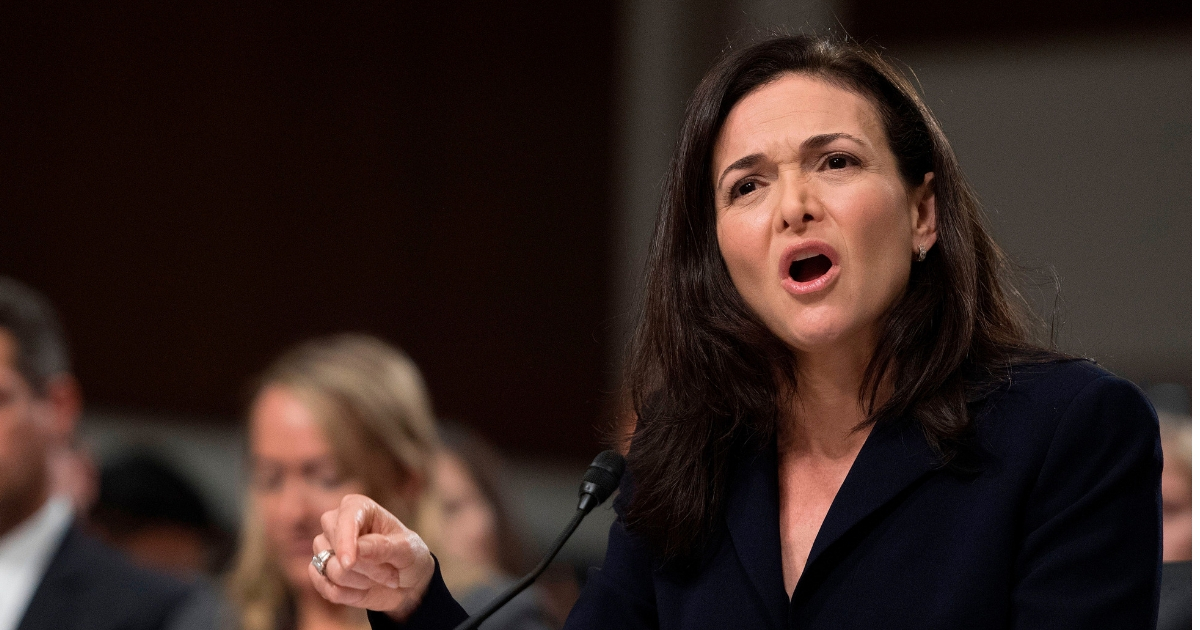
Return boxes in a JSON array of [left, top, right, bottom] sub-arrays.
[[451, 450, 624, 630], [451, 508, 588, 630]]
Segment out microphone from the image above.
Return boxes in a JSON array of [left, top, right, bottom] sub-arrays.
[[576, 449, 625, 511], [452, 450, 626, 630]]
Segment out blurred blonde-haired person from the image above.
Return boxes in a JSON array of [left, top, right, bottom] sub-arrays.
[[228, 334, 441, 630]]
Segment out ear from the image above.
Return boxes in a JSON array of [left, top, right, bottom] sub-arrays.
[[41, 374, 82, 444], [910, 172, 938, 256]]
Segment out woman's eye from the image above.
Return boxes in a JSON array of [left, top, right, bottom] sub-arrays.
[[734, 181, 758, 198], [250, 467, 283, 492], [315, 472, 347, 490], [828, 156, 849, 169]]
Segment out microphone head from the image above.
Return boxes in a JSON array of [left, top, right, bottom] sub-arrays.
[[578, 450, 626, 509]]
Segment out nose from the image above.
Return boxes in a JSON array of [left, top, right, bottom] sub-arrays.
[[277, 475, 319, 528], [776, 169, 822, 232]]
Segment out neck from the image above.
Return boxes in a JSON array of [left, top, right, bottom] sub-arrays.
[[295, 585, 369, 630], [782, 339, 882, 459]]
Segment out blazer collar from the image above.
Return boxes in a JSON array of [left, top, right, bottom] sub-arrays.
[[798, 416, 941, 591], [724, 416, 941, 617], [724, 442, 789, 628]]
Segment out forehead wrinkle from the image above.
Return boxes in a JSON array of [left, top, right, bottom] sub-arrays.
[[714, 80, 888, 184]]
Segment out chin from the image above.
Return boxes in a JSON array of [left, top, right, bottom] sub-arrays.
[[273, 546, 316, 590], [775, 305, 880, 355], [780, 322, 855, 354]]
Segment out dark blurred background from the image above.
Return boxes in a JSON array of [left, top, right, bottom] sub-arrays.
[[0, 0, 1188, 564], [0, 1, 616, 458]]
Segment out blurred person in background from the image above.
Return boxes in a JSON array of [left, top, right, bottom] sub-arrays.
[[46, 439, 98, 515], [1156, 411, 1190, 630], [89, 452, 231, 579], [1158, 411, 1190, 563], [88, 452, 235, 630], [0, 276, 191, 630], [432, 424, 555, 630], [228, 334, 441, 630]]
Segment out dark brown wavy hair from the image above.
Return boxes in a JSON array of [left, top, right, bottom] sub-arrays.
[[621, 35, 1057, 564]]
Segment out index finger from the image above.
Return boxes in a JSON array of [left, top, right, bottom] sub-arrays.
[[335, 494, 372, 568]]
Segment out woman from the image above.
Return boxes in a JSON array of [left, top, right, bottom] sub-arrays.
[[308, 36, 1161, 629], [432, 425, 555, 630], [228, 334, 441, 630]]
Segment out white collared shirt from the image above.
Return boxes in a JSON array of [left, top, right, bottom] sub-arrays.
[[0, 497, 73, 630]]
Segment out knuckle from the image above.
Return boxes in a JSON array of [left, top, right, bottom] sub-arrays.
[[323, 564, 340, 583]]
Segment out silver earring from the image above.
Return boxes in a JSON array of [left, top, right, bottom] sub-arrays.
[[917, 245, 927, 262]]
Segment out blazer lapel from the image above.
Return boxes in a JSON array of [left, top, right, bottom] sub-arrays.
[[724, 443, 789, 629], [798, 417, 940, 587]]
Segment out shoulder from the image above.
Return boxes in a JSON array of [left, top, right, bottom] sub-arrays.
[[29, 525, 192, 630], [988, 362, 1162, 622], [975, 359, 1155, 434], [993, 358, 1130, 402], [970, 359, 1159, 480]]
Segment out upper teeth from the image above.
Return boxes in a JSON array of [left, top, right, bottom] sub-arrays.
[[794, 252, 820, 262]]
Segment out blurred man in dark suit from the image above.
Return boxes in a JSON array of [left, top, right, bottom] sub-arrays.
[[0, 277, 191, 630]]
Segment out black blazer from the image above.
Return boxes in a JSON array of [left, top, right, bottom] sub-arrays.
[[372, 360, 1162, 630], [18, 525, 193, 630]]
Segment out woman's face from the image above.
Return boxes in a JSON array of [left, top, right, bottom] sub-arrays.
[[434, 452, 498, 570], [712, 73, 936, 359], [249, 385, 366, 592]]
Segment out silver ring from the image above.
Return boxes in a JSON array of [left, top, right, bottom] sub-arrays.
[[312, 549, 334, 576]]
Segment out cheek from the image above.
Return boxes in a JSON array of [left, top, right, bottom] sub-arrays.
[[844, 195, 914, 297], [253, 493, 291, 533], [469, 505, 496, 540], [716, 212, 771, 298], [0, 416, 28, 462], [461, 505, 498, 563], [253, 496, 300, 564], [446, 499, 488, 535], [858, 186, 913, 248]]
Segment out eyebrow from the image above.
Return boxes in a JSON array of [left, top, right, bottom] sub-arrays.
[[715, 132, 868, 188]]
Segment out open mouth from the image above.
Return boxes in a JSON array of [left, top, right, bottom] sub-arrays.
[[789, 253, 833, 283]]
